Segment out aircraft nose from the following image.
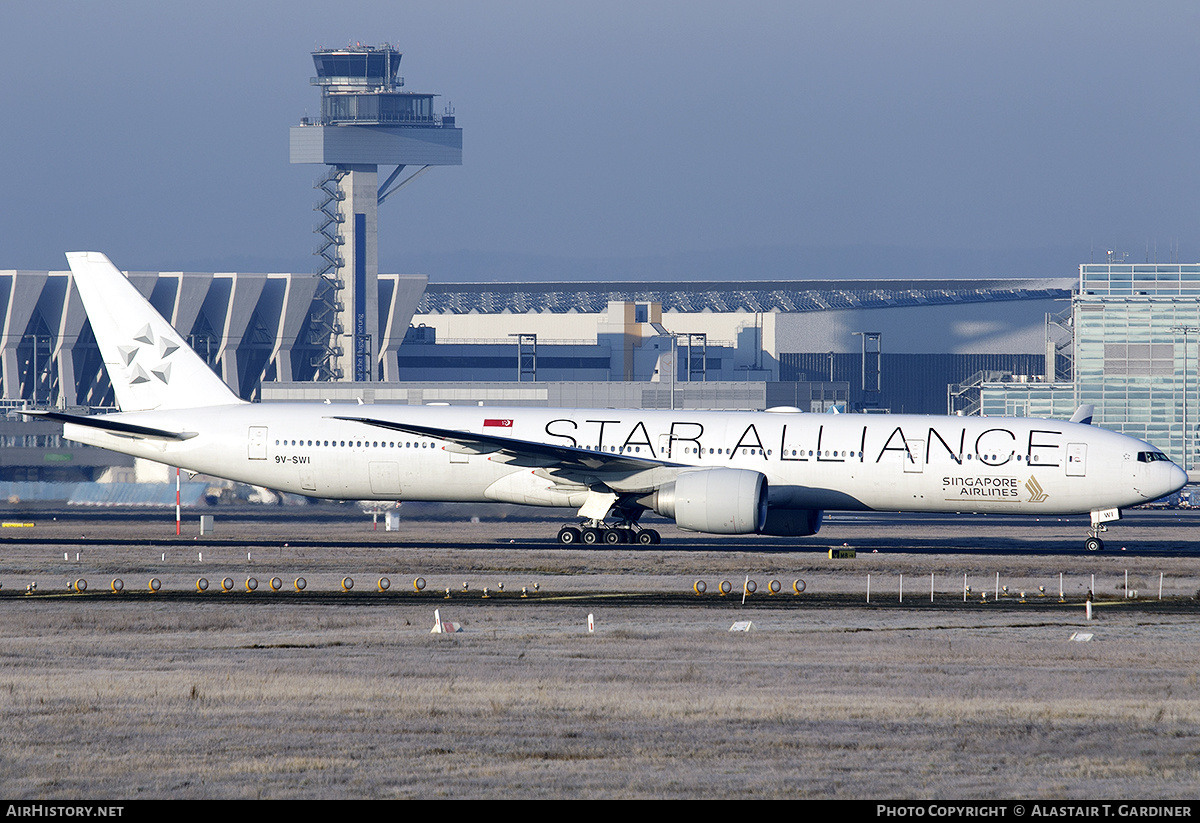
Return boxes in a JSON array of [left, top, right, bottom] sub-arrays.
[[1165, 462, 1189, 497]]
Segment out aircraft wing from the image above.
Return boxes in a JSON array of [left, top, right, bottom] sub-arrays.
[[331, 415, 675, 475], [20, 410, 198, 441]]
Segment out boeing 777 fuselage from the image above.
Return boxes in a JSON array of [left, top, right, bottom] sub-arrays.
[[29, 252, 1189, 551]]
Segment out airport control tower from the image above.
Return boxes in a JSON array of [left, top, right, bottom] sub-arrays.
[[290, 43, 462, 382]]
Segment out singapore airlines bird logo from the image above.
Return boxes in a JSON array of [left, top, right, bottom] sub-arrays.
[[118, 323, 180, 386], [1025, 476, 1049, 504]]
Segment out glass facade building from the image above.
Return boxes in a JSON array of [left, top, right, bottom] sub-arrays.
[[978, 380, 1076, 421], [982, 264, 1200, 469]]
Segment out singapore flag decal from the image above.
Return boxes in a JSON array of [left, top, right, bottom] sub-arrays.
[[483, 418, 514, 428]]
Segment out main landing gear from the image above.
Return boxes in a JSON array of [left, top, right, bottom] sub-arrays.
[[557, 521, 661, 546]]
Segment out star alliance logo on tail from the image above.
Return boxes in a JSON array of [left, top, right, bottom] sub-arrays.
[[1026, 476, 1049, 504], [119, 323, 181, 386]]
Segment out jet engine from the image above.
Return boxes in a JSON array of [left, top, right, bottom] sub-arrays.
[[759, 507, 823, 537], [647, 468, 768, 534]]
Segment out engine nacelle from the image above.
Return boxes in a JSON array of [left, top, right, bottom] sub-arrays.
[[649, 468, 768, 535], [759, 507, 824, 537]]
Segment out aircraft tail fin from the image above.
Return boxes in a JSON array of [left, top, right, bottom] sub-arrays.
[[1069, 404, 1095, 425], [66, 251, 244, 412]]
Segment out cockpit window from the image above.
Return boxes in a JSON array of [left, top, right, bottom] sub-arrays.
[[1137, 451, 1170, 463]]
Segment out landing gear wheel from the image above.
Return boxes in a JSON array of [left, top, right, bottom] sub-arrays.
[[635, 529, 660, 545], [603, 528, 624, 545], [1085, 536, 1104, 552], [558, 527, 582, 545], [581, 527, 602, 545]]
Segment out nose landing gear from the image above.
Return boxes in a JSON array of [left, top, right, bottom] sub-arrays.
[[1085, 508, 1120, 551]]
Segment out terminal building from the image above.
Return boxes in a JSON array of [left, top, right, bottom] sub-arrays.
[[3, 264, 1077, 481], [4, 263, 1198, 480]]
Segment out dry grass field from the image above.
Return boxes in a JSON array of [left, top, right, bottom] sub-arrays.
[[2, 508, 1200, 799]]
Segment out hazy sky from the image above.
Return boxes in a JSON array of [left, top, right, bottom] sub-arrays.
[[3, 1, 1199, 279]]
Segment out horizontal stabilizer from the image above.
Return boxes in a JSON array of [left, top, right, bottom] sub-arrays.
[[21, 410, 197, 441]]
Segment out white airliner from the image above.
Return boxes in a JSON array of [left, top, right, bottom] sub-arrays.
[[26, 252, 1188, 551]]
